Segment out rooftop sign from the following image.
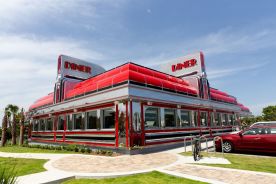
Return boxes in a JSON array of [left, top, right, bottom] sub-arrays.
[[160, 52, 207, 78]]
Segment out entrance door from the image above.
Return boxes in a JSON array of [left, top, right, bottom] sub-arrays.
[[130, 102, 142, 147]]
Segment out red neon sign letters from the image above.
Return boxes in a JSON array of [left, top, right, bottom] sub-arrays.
[[64, 61, 91, 74], [171, 59, 197, 72]]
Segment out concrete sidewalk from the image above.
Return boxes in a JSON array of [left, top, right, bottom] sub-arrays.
[[0, 141, 275, 184]]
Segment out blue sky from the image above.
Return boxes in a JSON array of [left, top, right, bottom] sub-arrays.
[[0, 0, 276, 118]]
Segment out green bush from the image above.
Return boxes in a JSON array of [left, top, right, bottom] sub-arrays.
[[100, 150, 107, 155], [106, 151, 113, 156], [85, 147, 91, 154], [80, 147, 85, 153]]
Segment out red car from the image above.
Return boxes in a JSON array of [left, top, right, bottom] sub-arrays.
[[216, 126, 276, 154]]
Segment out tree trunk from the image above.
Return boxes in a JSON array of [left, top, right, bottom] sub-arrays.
[[19, 124, 24, 146], [11, 119, 16, 145], [1, 113, 8, 147]]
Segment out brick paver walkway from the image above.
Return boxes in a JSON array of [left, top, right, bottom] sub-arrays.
[[52, 152, 178, 173], [165, 164, 276, 184]]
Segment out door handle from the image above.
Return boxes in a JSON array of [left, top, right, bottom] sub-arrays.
[[255, 137, 261, 140]]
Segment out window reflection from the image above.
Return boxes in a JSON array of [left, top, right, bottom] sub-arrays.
[[132, 102, 141, 132], [40, 119, 45, 131], [66, 115, 73, 131], [180, 110, 191, 127], [86, 111, 97, 129], [200, 112, 208, 127], [73, 113, 84, 130], [57, 116, 65, 131], [145, 107, 160, 129], [103, 108, 115, 129]]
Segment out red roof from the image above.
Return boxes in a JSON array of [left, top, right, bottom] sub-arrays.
[[64, 63, 198, 99], [210, 88, 237, 104], [29, 93, 54, 110]]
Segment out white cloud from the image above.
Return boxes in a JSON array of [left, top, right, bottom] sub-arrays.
[[207, 61, 270, 79], [0, 34, 105, 121]]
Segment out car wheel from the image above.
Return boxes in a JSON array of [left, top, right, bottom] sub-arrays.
[[223, 141, 233, 153]]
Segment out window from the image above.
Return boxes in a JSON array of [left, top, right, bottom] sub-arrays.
[[132, 102, 141, 132], [103, 108, 115, 129], [46, 118, 53, 131], [164, 109, 176, 127], [66, 115, 73, 131], [39, 119, 45, 131], [200, 112, 208, 127], [57, 116, 65, 131], [145, 107, 160, 129], [229, 114, 234, 126], [221, 114, 228, 126], [243, 128, 260, 135], [192, 111, 198, 127], [214, 113, 221, 126], [180, 110, 191, 127], [33, 120, 39, 131], [73, 113, 84, 130], [269, 128, 276, 134], [86, 111, 98, 129]]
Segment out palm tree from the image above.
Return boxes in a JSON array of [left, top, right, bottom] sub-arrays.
[[5, 104, 19, 145], [1, 112, 8, 147], [19, 108, 25, 146]]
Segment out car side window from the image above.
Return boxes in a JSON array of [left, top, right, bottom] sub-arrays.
[[268, 128, 276, 134], [243, 128, 260, 135]]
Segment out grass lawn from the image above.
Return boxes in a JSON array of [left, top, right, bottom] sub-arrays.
[[0, 157, 47, 176], [63, 171, 207, 184], [181, 151, 276, 174], [0, 145, 73, 154]]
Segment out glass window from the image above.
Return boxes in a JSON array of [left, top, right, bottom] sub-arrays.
[[86, 111, 98, 129], [57, 116, 65, 131], [192, 111, 198, 127], [180, 110, 191, 127], [243, 128, 260, 135], [200, 112, 208, 127], [33, 120, 39, 131], [145, 107, 160, 129], [214, 113, 221, 126], [132, 102, 141, 132], [103, 108, 115, 129], [221, 114, 228, 126], [66, 115, 73, 131], [73, 113, 84, 130], [164, 109, 176, 127], [269, 128, 276, 134], [39, 119, 45, 131], [46, 118, 53, 131], [229, 114, 234, 126]]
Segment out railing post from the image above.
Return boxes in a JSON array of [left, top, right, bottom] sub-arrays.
[[213, 136, 224, 157]]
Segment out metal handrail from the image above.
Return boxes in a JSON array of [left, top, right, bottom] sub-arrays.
[[213, 136, 224, 157], [199, 135, 209, 154], [184, 136, 196, 152]]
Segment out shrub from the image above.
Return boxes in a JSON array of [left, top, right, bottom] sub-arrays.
[[65, 144, 78, 152], [85, 147, 91, 154], [80, 147, 85, 153], [100, 150, 107, 155], [96, 149, 100, 154], [106, 151, 113, 156]]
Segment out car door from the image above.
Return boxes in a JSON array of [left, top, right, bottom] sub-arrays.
[[239, 128, 263, 151], [261, 127, 276, 153]]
